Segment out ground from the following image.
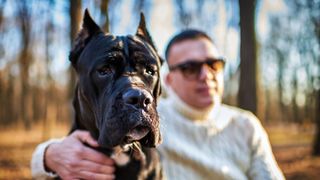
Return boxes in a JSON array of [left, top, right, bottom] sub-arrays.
[[266, 124, 320, 179], [0, 123, 319, 179]]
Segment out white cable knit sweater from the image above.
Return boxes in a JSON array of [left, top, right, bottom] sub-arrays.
[[157, 89, 284, 180], [31, 89, 284, 180]]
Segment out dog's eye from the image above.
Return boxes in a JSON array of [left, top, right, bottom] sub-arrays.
[[145, 67, 156, 76], [98, 65, 113, 76]]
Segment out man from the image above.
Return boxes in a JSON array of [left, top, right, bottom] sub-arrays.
[[156, 30, 284, 179], [31, 29, 284, 179]]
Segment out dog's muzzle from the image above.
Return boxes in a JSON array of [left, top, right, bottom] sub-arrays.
[[97, 88, 160, 149], [122, 88, 154, 143]]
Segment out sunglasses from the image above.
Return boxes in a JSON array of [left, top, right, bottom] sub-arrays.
[[169, 57, 225, 80]]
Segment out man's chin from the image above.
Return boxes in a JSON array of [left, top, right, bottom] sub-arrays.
[[194, 97, 214, 109]]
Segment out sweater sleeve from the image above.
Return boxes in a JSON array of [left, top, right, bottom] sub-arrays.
[[247, 115, 285, 180], [31, 138, 64, 179]]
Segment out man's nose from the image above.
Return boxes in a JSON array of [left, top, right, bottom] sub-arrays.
[[122, 89, 153, 109], [198, 65, 214, 81]]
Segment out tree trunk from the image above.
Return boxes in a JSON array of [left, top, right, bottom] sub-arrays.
[[238, 0, 258, 115], [276, 49, 286, 122], [0, 71, 4, 124], [292, 70, 300, 123], [43, 10, 55, 139], [313, 88, 320, 156], [0, 0, 5, 29], [7, 73, 16, 124], [99, 0, 110, 32], [308, 0, 320, 156], [17, 1, 32, 129], [68, 0, 82, 100]]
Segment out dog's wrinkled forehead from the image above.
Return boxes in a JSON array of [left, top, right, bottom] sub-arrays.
[[119, 35, 160, 64], [76, 34, 160, 72], [70, 9, 163, 71]]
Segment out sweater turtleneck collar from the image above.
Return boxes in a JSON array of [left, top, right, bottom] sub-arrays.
[[166, 87, 221, 122]]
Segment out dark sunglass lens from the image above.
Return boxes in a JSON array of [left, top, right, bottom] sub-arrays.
[[180, 62, 202, 79]]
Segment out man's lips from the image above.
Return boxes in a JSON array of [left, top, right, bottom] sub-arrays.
[[196, 85, 215, 96], [196, 87, 210, 96]]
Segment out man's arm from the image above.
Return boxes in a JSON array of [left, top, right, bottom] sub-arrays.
[[31, 130, 115, 180], [247, 116, 285, 180]]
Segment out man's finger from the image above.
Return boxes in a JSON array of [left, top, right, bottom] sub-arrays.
[[77, 160, 115, 174], [81, 147, 115, 165], [73, 130, 99, 147], [78, 171, 115, 180]]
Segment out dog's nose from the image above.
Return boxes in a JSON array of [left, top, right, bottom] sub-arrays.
[[122, 89, 153, 109]]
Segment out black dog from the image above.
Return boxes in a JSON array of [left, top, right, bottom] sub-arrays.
[[69, 9, 163, 180]]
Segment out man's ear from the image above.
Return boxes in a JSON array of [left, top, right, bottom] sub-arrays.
[[136, 12, 158, 51], [165, 72, 173, 87], [69, 9, 103, 66]]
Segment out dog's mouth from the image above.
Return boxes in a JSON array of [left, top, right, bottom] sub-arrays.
[[96, 125, 153, 156], [97, 94, 161, 150], [124, 125, 150, 144]]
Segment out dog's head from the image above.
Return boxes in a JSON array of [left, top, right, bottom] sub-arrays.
[[70, 9, 162, 150]]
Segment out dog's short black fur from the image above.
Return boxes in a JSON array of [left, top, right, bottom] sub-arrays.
[[68, 9, 163, 180]]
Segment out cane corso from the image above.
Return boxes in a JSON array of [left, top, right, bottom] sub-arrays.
[[68, 9, 163, 180]]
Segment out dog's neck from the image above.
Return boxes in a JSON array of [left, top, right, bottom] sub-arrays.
[[71, 86, 101, 137], [94, 142, 146, 167]]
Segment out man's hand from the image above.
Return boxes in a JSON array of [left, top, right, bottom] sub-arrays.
[[44, 130, 115, 180]]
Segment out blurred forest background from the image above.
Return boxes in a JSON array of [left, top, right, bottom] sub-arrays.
[[0, 0, 319, 179]]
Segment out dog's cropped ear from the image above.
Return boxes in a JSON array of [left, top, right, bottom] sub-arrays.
[[69, 9, 103, 66], [136, 12, 164, 65], [136, 12, 158, 51]]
